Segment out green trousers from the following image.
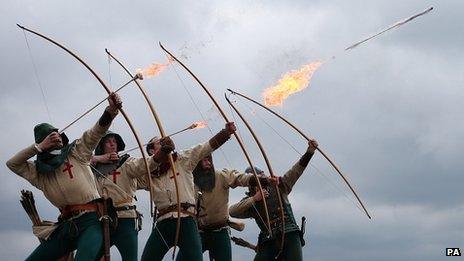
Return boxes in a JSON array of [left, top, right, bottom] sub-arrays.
[[254, 230, 302, 261], [26, 212, 103, 261], [177, 227, 232, 261], [97, 218, 138, 261], [141, 216, 203, 261]]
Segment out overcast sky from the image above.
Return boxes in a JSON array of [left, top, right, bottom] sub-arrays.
[[1, 0, 463, 260]]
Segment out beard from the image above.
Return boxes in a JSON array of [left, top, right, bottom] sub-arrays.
[[193, 155, 216, 192]]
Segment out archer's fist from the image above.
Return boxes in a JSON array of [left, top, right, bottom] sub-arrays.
[[92, 152, 119, 164], [108, 92, 122, 113], [153, 137, 174, 164], [307, 139, 318, 154], [253, 189, 269, 202], [39, 132, 63, 151], [225, 122, 236, 135], [268, 176, 280, 186], [160, 137, 175, 154]]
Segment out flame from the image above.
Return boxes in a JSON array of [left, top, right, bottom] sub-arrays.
[[262, 61, 323, 106], [136, 56, 174, 79], [191, 121, 208, 129]]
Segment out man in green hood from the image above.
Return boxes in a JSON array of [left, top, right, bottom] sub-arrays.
[[6, 93, 122, 261], [91, 131, 162, 261]]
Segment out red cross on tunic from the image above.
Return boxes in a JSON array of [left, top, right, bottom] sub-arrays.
[[169, 172, 180, 179], [110, 170, 121, 183], [62, 161, 74, 179]]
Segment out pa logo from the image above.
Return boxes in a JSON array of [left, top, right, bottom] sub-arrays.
[[446, 248, 462, 256]]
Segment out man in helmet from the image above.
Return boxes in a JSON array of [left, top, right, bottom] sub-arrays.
[[175, 154, 272, 261], [229, 139, 318, 261]]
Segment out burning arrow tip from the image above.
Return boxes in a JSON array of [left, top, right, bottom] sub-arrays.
[[135, 71, 144, 80]]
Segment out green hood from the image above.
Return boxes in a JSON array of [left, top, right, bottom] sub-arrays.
[[34, 123, 69, 147], [94, 131, 125, 156], [35, 141, 75, 174]]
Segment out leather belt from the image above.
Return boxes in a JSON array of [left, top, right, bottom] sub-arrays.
[[60, 202, 98, 219], [199, 221, 229, 232], [114, 205, 136, 212], [158, 203, 196, 217]]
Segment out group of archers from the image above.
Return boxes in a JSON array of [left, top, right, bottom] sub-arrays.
[[6, 92, 319, 261]]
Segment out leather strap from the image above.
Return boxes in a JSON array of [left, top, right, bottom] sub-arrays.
[[114, 205, 136, 212], [59, 202, 98, 219]]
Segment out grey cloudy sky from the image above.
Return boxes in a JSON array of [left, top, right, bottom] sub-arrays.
[[1, 0, 463, 260]]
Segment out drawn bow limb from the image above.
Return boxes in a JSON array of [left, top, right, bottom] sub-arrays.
[[17, 24, 155, 216], [225, 94, 286, 258], [227, 88, 371, 219], [159, 42, 273, 235], [104, 49, 182, 258]]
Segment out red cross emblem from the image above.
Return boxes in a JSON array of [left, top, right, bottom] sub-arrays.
[[62, 161, 74, 179], [110, 170, 121, 183]]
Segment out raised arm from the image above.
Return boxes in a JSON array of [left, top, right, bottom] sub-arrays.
[[184, 122, 236, 171], [6, 144, 42, 189], [280, 139, 318, 194], [229, 197, 255, 219], [5, 121, 74, 188], [73, 93, 122, 162], [208, 122, 236, 151], [229, 189, 270, 219], [221, 169, 253, 189], [121, 156, 160, 179], [222, 169, 271, 189]]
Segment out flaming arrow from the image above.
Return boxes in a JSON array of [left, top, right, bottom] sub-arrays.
[[105, 48, 182, 258], [228, 88, 372, 219], [345, 7, 434, 51], [17, 24, 155, 219], [118, 122, 208, 156], [262, 7, 434, 106]]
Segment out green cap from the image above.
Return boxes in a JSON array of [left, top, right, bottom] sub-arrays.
[[33, 123, 69, 146]]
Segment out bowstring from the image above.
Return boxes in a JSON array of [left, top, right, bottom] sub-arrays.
[[166, 57, 233, 167], [226, 97, 248, 152], [21, 29, 53, 123], [106, 52, 122, 132], [20, 28, 170, 248], [107, 52, 113, 87], [164, 55, 238, 258], [166, 56, 272, 240], [226, 95, 275, 228], [251, 203, 268, 232], [237, 96, 366, 214], [103, 54, 170, 249]]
